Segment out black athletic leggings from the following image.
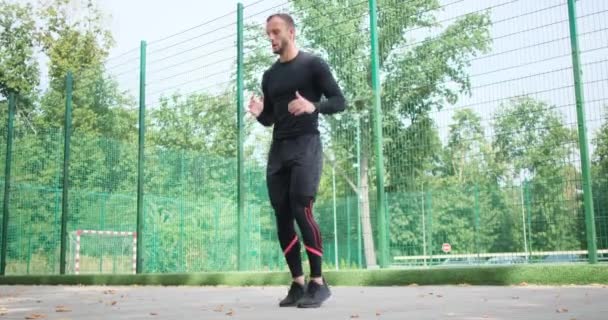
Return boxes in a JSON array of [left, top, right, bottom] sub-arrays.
[[266, 134, 324, 278]]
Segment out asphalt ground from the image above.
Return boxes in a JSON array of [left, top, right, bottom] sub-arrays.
[[1, 284, 606, 320]]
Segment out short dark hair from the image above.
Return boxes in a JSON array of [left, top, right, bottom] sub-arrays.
[[266, 13, 295, 29]]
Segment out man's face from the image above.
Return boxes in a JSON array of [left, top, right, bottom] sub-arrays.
[[266, 17, 293, 54]]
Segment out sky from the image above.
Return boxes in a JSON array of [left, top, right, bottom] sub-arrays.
[[98, 0, 247, 59], [96, 0, 289, 106]]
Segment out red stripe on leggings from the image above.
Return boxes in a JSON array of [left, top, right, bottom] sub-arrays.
[[305, 200, 322, 253], [305, 245, 323, 257], [283, 235, 298, 255], [304, 203, 318, 248]]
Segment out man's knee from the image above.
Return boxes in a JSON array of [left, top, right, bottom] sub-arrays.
[[289, 193, 314, 209]]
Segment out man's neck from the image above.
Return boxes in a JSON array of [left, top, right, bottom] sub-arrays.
[[279, 45, 299, 63]]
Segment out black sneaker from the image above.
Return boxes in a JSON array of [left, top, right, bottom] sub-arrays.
[[297, 278, 331, 308], [279, 281, 306, 307]]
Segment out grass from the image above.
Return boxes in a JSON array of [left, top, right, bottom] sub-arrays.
[[1, 264, 607, 286]]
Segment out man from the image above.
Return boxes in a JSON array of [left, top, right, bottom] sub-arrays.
[[248, 13, 346, 308]]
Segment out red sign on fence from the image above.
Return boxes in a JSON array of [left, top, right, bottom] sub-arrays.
[[442, 243, 452, 253]]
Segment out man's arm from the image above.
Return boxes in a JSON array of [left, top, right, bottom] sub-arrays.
[[256, 72, 274, 126], [313, 57, 347, 114]]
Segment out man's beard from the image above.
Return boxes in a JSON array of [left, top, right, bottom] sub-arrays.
[[273, 38, 288, 54]]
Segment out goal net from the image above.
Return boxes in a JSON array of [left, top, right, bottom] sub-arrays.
[[67, 230, 137, 274]]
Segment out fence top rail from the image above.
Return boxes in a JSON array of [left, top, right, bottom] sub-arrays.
[[394, 250, 608, 260]]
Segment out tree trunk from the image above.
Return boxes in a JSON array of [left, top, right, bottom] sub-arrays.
[[359, 153, 377, 268]]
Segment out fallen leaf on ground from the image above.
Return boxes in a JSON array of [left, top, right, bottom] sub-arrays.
[[55, 306, 71, 312], [556, 308, 569, 313], [25, 314, 46, 319], [111, 301, 117, 306], [226, 310, 234, 316], [150, 312, 157, 316]]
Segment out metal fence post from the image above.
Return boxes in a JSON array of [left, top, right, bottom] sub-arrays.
[[59, 72, 73, 275], [567, 0, 597, 264], [1, 92, 16, 275], [136, 40, 147, 273]]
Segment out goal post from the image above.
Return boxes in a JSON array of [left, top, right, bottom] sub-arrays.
[[68, 230, 137, 275]]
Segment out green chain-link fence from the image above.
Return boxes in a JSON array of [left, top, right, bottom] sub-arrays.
[[1, 0, 607, 275]]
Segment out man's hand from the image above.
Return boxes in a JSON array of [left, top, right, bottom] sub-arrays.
[[248, 95, 263, 118], [288, 91, 315, 116]]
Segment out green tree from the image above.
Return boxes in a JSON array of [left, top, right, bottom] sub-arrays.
[[36, 0, 135, 140], [592, 107, 608, 250], [148, 91, 236, 157], [0, 0, 39, 96], [493, 96, 582, 251], [0, 99, 6, 127], [430, 109, 510, 255], [146, 90, 240, 202], [0, 0, 40, 125], [444, 109, 486, 183], [37, 0, 113, 88]]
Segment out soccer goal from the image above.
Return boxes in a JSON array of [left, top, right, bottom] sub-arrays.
[[67, 230, 137, 275]]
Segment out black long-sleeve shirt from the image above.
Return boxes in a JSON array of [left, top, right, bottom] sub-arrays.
[[257, 51, 346, 140]]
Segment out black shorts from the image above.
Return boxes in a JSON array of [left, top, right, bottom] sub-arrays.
[[266, 134, 323, 201]]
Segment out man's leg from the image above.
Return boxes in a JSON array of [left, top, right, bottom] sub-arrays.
[[271, 184, 304, 280], [288, 134, 331, 308], [267, 141, 306, 307], [290, 194, 323, 278]]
